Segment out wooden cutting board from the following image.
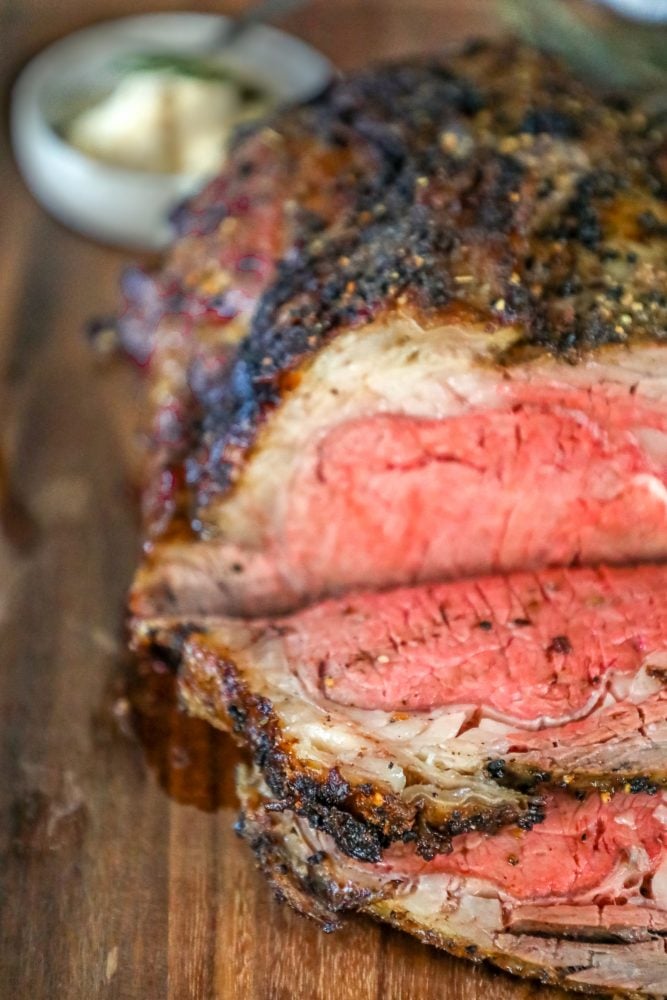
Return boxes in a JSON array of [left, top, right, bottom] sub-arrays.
[[0, 2, 572, 996]]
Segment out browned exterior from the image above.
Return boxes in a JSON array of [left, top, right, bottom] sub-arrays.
[[128, 43, 667, 519]]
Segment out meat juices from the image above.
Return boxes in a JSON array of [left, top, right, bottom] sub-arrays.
[[123, 40, 667, 997]]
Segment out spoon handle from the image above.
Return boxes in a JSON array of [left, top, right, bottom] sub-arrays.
[[214, 0, 307, 49]]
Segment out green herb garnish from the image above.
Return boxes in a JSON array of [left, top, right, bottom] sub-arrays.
[[114, 53, 266, 102]]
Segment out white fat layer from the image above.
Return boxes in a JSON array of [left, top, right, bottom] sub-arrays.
[[649, 723, 667, 744], [651, 858, 667, 909], [634, 427, 667, 464], [610, 662, 665, 703], [632, 473, 667, 508]]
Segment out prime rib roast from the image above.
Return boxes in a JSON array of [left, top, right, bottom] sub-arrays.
[[121, 39, 667, 996]]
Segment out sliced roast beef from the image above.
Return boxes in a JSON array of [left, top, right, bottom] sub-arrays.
[[133, 346, 667, 619], [238, 766, 667, 998], [120, 41, 667, 995], [134, 615, 540, 862], [122, 41, 667, 620], [133, 562, 667, 861]]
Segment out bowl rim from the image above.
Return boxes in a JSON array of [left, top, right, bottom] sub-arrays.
[[11, 11, 333, 185]]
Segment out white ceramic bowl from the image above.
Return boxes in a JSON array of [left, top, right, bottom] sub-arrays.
[[594, 0, 667, 20], [11, 13, 332, 249]]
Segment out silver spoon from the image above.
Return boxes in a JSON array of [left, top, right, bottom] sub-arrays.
[[210, 0, 308, 51]]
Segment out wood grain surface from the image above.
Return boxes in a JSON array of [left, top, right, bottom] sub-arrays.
[[0, 2, 573, 997]]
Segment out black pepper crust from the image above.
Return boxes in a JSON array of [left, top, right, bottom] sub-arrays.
[[236, 773, 660, 1000], [234, 803, 387, 933], [172, 41, 667, 508], [487, 757, 664, 797], [133, 621, 544, 863]]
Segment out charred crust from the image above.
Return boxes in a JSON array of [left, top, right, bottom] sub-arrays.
[[241, 821, 348, 927], [172, 43, 667, 507], [515, 800, 547, 831], [627, 775, 659, 795], [486, 758, 507, 781], [306, 851, 326, 865], [517, 107, 581, 139], [240, 816, 383, 925], [546, 635, 572, 657], [141, 621, 209, 672], [637, 209, 667, 239], [489, 758, 666, 797], [237, 776, 389, 920]]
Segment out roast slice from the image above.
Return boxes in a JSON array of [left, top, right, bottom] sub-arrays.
[[121, 42, 667, 620], [134, 616, 540, 862], [132, 343, 667, 618], [238, 767, 667, 998], [133, 562, 667, 861]]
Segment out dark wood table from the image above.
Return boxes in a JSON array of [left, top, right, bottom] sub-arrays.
[[0, 2, 571, 996]]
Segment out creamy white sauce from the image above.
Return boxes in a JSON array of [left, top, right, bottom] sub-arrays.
[[66, 69, 271, 175]]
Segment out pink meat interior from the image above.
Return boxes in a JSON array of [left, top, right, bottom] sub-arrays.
[[284, 382, 667, 598], [284, 564, 667, 725]]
